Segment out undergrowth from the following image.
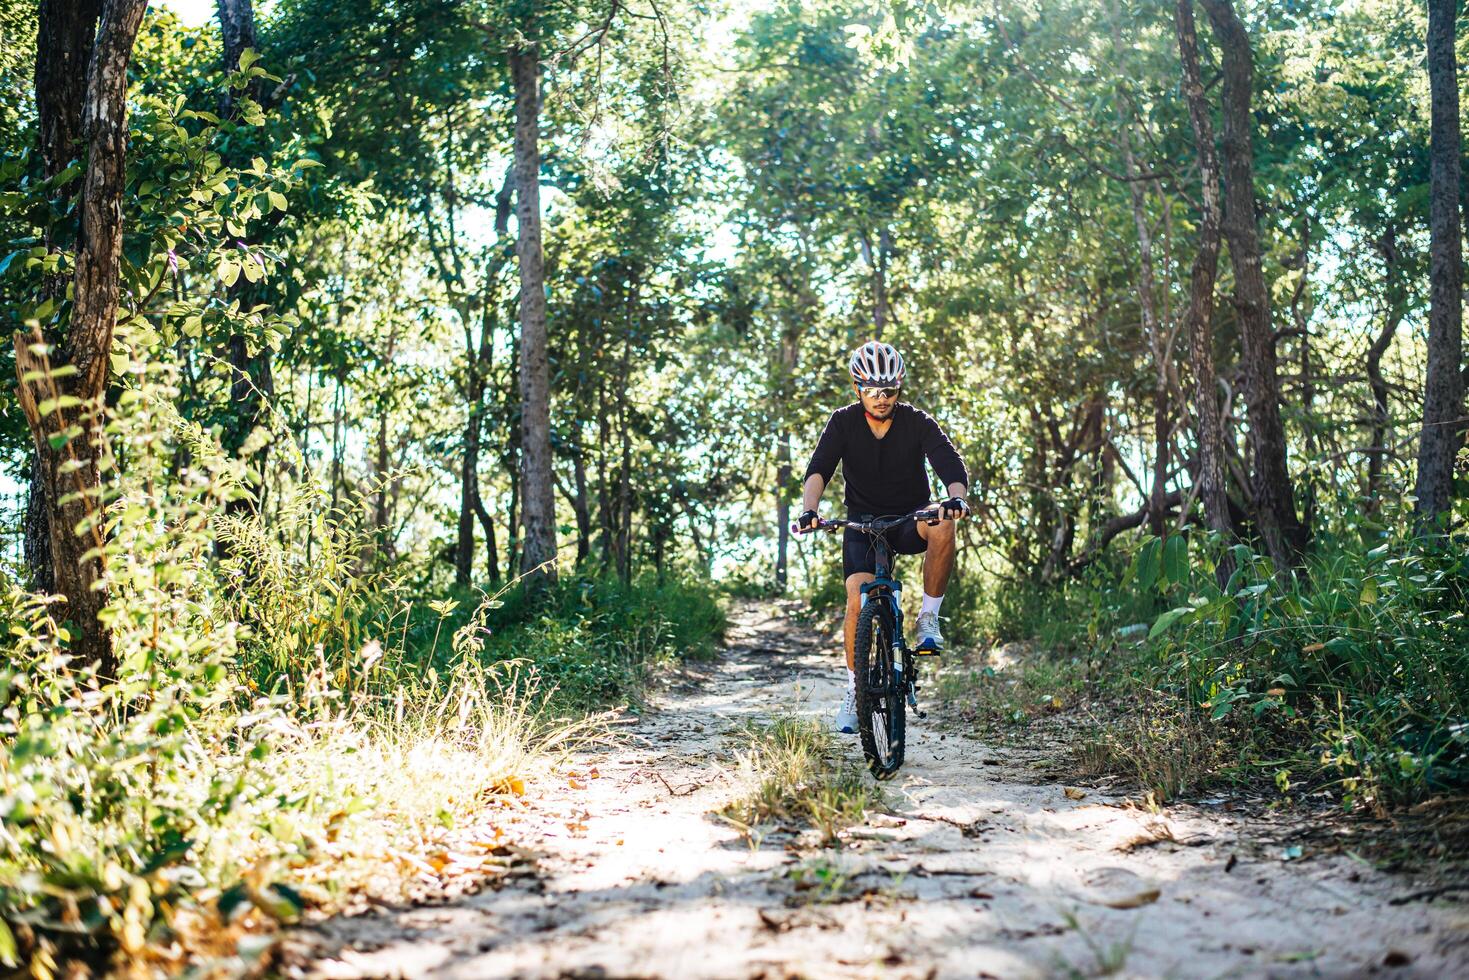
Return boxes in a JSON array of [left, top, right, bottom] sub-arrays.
[[719, 716, 882, 846], [0, 350, 721, 976], [940, 497, 1469, 811]]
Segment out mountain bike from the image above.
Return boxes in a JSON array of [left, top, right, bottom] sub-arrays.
[[792, 508, 945, 779]]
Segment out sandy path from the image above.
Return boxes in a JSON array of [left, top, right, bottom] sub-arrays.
[[285, 601, 1469, 979]]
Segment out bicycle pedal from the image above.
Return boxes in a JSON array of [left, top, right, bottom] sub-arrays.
[[912, 647, 942, 657], [917, 709, 928, 719]]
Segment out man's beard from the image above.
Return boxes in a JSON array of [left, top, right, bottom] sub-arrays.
[[867, 402, 895, 419]]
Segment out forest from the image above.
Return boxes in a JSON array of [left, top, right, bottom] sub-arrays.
[[1, 0, 1467, 974]]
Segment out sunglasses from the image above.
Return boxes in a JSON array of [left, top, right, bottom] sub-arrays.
[[858, 386, 901, 400]]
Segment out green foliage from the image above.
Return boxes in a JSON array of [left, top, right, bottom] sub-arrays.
[[0, 361, 273, 967], [967, 497, 1469, 808]]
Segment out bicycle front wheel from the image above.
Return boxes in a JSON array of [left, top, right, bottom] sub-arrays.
[[853, 599, 906, 778]]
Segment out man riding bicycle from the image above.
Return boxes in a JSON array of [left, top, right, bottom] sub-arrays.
[[798, 341, 970, 733]]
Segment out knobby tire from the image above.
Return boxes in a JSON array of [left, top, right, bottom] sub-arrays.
[[853, 599, 905, 778]]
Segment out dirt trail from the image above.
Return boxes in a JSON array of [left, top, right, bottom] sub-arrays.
[[287, 602, 1469, 979]]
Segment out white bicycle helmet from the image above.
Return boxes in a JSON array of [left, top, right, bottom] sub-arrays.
[[848, 341, 906, 387]]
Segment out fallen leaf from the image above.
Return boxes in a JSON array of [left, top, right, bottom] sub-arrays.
[[1064, 787, 1087, 801], [1079, 867, 1162, 909], [1303, 642, 1325, 653], [568, 778, 587, 790]]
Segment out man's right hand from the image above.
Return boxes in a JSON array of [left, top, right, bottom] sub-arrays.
[[798, 509, 821, 531]]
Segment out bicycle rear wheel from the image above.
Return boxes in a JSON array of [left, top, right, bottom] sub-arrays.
[[853, 599, 906, 778]]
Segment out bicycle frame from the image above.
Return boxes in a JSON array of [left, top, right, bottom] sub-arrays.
[[792, 507, 944, 774]]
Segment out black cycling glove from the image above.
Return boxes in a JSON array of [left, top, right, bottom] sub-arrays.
[[798, 510, 820, 531], [940, 496, 970, 520]]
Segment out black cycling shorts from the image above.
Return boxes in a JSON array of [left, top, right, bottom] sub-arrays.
[[843, 518, 928, 579]]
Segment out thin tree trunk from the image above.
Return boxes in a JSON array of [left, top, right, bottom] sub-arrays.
[[1175, 0, 1234, 587], [216, 0, 274, 505], [597, 372, 614, 568], [456, 407, 481, 586], [615, 330, 633, 583], [1414, 0, 1465, 526], [16, 0, 149, 676], [1109, 1, 1171, 539], [774, 322, 799, 591], [329, 374, 344, 515], [860, 228, 893, 338], [775, 430, 791, 591], [570, 423, 591, 564], [1365, 227, 1406, 510], [510, 45, 558, 586], [1199, 0, 1306, 570]]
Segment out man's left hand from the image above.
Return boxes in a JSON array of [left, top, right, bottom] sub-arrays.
[[940, 496, 970, 521]]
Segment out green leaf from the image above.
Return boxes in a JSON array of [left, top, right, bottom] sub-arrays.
[[0, 917, 16, 967], [1134, 537, 1161, 592], [267, 189, 288, 212], [1210, 699, 1234, 721], [1359, 577, 1378, 605], [1162, 535, 1188, 589], [218, 258, 240, 287], [1148, 605, 1193, 639]]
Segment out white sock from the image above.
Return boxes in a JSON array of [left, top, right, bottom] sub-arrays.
[[921, 593, 944, 616], [846, 667, 856, 690]]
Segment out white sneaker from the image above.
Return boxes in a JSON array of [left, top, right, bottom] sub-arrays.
[[915, 611, 944, 652], [834, 686, 858, 733]]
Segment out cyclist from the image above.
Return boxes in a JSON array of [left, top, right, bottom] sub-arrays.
[[797, 341, 970, 733]]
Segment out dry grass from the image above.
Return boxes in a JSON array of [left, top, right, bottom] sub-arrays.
[[1071, 698, 1236, 804], [112, 667, 601, 977], [719, 716, 883, 846]]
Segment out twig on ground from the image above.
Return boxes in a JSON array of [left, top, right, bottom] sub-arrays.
[[1389, 884, 1469, 906]]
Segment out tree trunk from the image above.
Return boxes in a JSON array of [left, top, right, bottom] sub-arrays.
[[596, 372, 614, 568], [614, 329, 633, 583], [215, 0, 257, 114], [510, 45, 558, 586], [1109, 0, 1172, 539], [1175, 0, 1234, 586], [1199, 0, 1306, 570], [16, 0, 150, 676], [216, 0, 274, 516], [570, 423, 591, 564], [860, 228, 893, 338], [1414, 0, 1465, 527], [456, 407, 481, 586], [27, 0, 102, 595], [775, 431, 791, 592], [1365, 227, 1406, 510]]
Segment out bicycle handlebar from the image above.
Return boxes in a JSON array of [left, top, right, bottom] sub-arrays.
[[790, 507, 947, 537]]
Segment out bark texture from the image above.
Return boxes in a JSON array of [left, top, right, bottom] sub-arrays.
[[1199, 0, 1306, 570], [17, 0, 150, 675], [1414, 0, 1465, 525], [510, 45, 558, 586], [27, 0, 103, 594], [1175, 0, 1234, 585]]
